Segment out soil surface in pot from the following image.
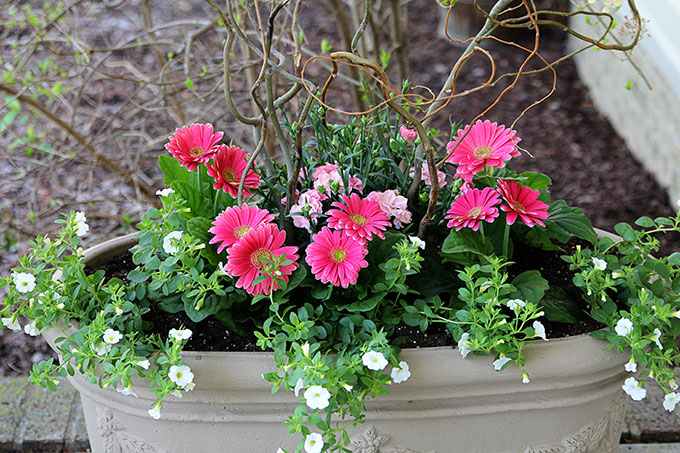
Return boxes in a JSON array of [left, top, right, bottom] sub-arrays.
[[88, 237, 603, 352]]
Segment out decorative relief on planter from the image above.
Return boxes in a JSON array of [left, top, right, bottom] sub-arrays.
[[97, 406, 164, 453], [349, 425, 433, 453], [525, 392, 626, 453]]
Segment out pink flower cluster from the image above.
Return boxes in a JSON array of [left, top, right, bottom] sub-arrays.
[[165, 123, 261, 197], [445, 180, 549, 231]]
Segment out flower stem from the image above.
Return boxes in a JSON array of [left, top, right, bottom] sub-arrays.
[[479, 223, 485, 243], [503, 222, 510, 258]]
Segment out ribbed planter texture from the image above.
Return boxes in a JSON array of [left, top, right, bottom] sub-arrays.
[[43, 233, 629, 453]]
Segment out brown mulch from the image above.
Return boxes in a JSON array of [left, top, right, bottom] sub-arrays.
[[1, 1, 678, 376]]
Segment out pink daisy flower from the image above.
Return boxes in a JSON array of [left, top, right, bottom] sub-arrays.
[[445, 187, 501, 231], [206, 145, 261, 198], [305, 227, 369, 288], [446, 120, 520, 182], [411, 165, 447, 188], [497, 180, 549, 227], [327, 193, 391, 242], [399, 125, 418, 141], [165, 123, 224, 171], [366, 190, 412, 229], [225, 224, 299, 295], [209, 205, 274, 253], [290, 190, 324, 233]]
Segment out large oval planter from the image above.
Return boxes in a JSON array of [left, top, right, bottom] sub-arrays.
[[44, 233, 629, 453]]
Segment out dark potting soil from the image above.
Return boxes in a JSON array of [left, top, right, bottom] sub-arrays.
[[89, 239, 602, 352]]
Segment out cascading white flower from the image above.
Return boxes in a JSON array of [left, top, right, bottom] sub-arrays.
[[303, 385, 331, 410], [506, 299, 526, 311], [651, 328, 663, 350], [163, 231, 184, 255], [169, 328, 193, 341], [304, 433, 324, 453], [458, 332, 471, 358], [2, 317, 21, 331], [592, 257, 607, 271], [663, 392, 680, 412], [147, 404, 161, 420], [533, 321, 548, 341], [168, 365, 194, 388], [408, 235, 426, 250], [624, 360, 637, 373], [362, 350, 388, 371], [615, 317, 634, 337], [493, 357, 512, 371], [24, 322, 40, 337], [103, 328, 123, 344], [622, 377, 646, 401], [12, 272, 36, 293], [390, 361, 411, 383], [156, 187, 175, 197], [137, 359, 151, 370]]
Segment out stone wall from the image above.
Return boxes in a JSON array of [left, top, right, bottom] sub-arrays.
[[568, 1, 680, 207]]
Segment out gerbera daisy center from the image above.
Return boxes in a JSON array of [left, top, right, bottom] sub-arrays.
[[511, 201, 526, 212], [221, 167, 237, 182], [473, 145, 494, 159], [250, 248, 273, 268], [468, 207, 482, 217], [350, 214, 367, 225], [234, 225, 252, 239], [329, 247, 347, 264], [188, 146, 206, 157]]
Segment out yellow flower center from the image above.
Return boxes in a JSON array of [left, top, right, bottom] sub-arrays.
[[350, 214, 366, 226], [188, 146, 206, 157], [473, 145, 493, 159], [234, 225, 252, 239], [468, 207, 482, 217], [511, 201, 525, 212], [250, 248, 273, 268], [176, 372, 183, 378], [222, 167, 237, 181], [330, 248, 347, 264]]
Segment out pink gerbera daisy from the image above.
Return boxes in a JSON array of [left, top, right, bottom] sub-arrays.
[[209, 205, 274, 253], [165, 123, 224, 171], [327, 193, 391, 242], [305, 227, 369, 288], [497, 180, 549, 227], [445, 187, 501, 231], [225, 224, 299, 295], [206, 145, 261, 197], [446, 120, 520, 182]]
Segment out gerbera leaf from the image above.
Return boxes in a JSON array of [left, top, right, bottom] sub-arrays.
[[544, 200, 597, 245], [158, 154, 189, 185], [441, 228, 494, 266], [510, 270, 549, 305]]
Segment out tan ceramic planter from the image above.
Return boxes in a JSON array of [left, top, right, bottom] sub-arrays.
[[43, 233, 629, 453]]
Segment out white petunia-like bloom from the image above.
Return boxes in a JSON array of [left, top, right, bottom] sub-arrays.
[[458, 332, 472, 358], [615, 317, 634, 338], [156, 187, 175, 197], [216, 262, 228, 276], [137, 359, 151, 370], [103, 328, 123, 345], [73, 211, 89, 237], [116, 386, 137, 398], [663, 392, 680, 412], [304, 385, 331, 410], [622, 377, 647, 401], [304, 433, 324, 453], [184, 382, 195, 391], [651, 328, 663, 350], [624, 360, 637, 373], [148, 405, 161, 420], [408, 235, 426, 250], [162, 231, 184, 255], [169, 328, 192, 341], [362, 350, 388, 371], [506, 299, 526, 311], [12, 272, 36, 293], [522, 370, 530, 384], [24, 322, 40, 337], [294, 378, 305, 397], [592, 257, 607, 271], [2, 317, 21, 331], [533, 321, 548, 341], [493, 357, 512, 371], [115, 307, 123, 316], [168, 365, 194, 388], [391, 361, 411, 384], [93, 342, 111, 356]]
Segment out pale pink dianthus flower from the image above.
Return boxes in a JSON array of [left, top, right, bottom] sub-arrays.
[[366, 190, 412, 229], [290, 190, 325, 233], [399, 125, 418, 141]]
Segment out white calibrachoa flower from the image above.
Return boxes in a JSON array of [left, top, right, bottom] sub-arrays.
[[116, 386, 137, 398], [391, 361, 411, 383], [294, 378, 305, 397], [592, 257, 607, 271], [137, 359, 151, 370], [651, 328, 663, 350], [615, 317, 634, 337], [522, 370, 530, 384], [304, 433, 324, 453], [168, 365, 194, 388], [304, 385, 331, 410], [506, 299, 526, 311], [24, 322, 40, 337], [184, 382, 195, 391], [162, 230, 183, 255], [663, 392, 680, 412], [458, 332, 471, 358], [622, 377, 646, 401], [148, 404, 161, 420], [216, 262, 228, 276], [115, 307, 124, 316], [362, 350, 388, 371], [169, 328, 192, 341], [156, 187, 175, 197], [93, 343, 111, 356], [2, 317, 21, 331], [533, 321, 548, 341], [625, 360, 637, 373], [74, 211, 89, 237], [12, 272, 36, 293], [103, 328, 123, 344], [493, 357, 512, 371], [408, 235, 426, 250]]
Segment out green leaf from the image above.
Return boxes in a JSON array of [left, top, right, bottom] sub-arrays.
[[183, 294, 224, 323], [510, 270, 549, 305], [539, 287, 583, 324], [158, 154, 189, 185], [544, 200, 597, 245], [668, 253, 680, 266], [635, 216, 655, 228], [341, 292, 387, 313], [441, 228, 494, 266]]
